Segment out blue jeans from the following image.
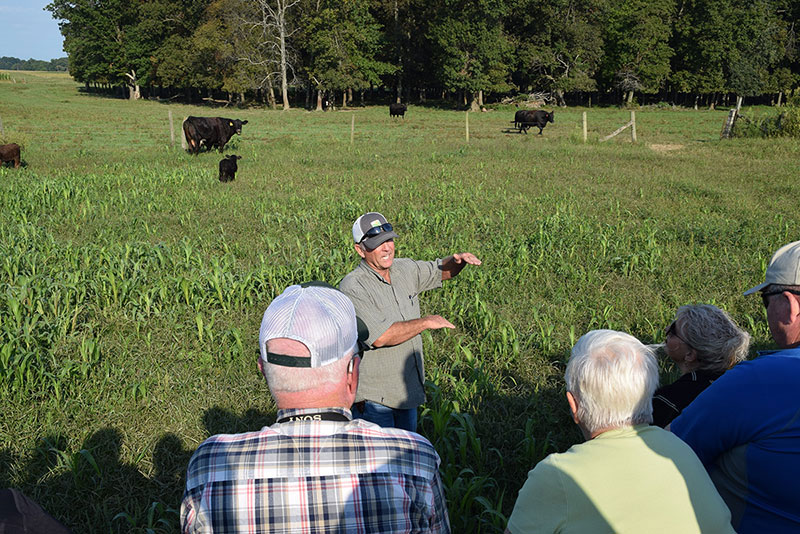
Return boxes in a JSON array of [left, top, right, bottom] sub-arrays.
[[352, 400, 418, 432]]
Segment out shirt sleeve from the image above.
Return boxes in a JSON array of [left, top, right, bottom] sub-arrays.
[[670, 362, 762, 467], [506, 458, 566, 534], [429, 469, 452, 534], [415, 258, 444, 292]]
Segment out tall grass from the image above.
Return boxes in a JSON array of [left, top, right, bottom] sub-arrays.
[[1, 70, 796, 532]]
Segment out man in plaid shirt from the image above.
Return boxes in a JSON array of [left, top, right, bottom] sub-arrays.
[[181, 282, 450, 533]]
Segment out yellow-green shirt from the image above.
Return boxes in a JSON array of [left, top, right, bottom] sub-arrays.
[[507, 425, 734, 534]]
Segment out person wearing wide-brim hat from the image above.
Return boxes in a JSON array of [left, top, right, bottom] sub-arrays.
[[339, 212, 481, 432], [671, 240, 800, 533]]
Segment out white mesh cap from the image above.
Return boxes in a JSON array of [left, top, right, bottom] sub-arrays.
[[259, 282, 360, 367], [744, 241, 800, 295]]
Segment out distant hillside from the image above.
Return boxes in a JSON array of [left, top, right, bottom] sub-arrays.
[[0, 56, 68, 71]]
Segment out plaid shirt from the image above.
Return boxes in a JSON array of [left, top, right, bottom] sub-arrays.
[[181, 407, 450, 534]]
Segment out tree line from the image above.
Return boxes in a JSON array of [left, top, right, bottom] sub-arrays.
[[0, 57, 69, 72], [46, 0, 800, 109]]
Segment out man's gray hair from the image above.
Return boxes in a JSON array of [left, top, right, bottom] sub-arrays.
[[566, 329, 658, 435], [262, 349, 354, 394], [675, 304, 750, 372]]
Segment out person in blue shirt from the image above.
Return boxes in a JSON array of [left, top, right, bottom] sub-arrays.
[[671, 240, 800, 534]]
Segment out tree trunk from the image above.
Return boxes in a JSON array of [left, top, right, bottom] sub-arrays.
[[266, 78, 277, 109], [347, 87, 353, 106], [555, 89, 566, 107], [279, 12, 290, 109], [735, 95, 743, 112], [478, 89, 484, 106], [470, 91, 480, 112], [777, 91, 783, 107], [626, 90, 634, 104], [316, 90, 323, 111]]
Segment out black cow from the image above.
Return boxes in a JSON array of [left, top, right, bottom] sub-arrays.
[[517, 110, 554, 135], [218, 155, 242, 182], [389, 103, 407, 118], [183, 116, 248, 154], [513, 110, 528, 130], [0, 143, 21, 168]]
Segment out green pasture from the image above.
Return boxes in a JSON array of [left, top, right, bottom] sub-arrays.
[[1, 71, 799, 532]]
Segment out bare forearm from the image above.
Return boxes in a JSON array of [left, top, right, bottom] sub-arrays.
[[372, 316, 454, 347], [440, 252, 482, 281]]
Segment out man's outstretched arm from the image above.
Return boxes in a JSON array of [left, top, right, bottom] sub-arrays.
[[440, 252, 482, 281], [372, 315, 455, 347]]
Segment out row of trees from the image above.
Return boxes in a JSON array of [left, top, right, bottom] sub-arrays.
[[46, 0, 800, 109], [0, 57, 68, 71]]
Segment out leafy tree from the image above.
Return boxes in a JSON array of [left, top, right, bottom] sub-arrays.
[[427, 0, 514, 109], [302, 0, 395, 108], [510, 0, 605, 106], [600, 0, 675, 103]]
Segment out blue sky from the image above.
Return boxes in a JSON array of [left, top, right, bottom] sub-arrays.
[[0, 0, 65, 61]]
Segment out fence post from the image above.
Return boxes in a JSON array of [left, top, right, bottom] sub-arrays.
[[720, 109, 738, 139], [630, 111, 637, 143], [0, 115, 4, 136], [168, 110, 175, 146], [351, 113, 355, 145], [465, 111, 470, 143], [582, 111, 587, 143]]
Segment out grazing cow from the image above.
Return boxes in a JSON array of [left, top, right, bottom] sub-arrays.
[[517, 110, 554, 134], [389, 103, 407, 118], [218, 155, 242, 182], [0, 143, 21, 169], [183, 116, 248, 154]]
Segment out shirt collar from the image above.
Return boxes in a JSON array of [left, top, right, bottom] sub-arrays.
[[358, 259, 392, 284]]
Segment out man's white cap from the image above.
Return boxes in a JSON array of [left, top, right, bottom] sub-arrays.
[[744, 241, 800, 295], [259, 282, 361, 367]]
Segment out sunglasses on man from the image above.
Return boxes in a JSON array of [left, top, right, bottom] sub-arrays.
[[359, 223, 393, 243]]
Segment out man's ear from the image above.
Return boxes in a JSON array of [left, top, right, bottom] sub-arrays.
[[566, 391, 580, 425], [346, 357, 360, 395], [354, 243, 366, 259], [787, 291, 800, 324]]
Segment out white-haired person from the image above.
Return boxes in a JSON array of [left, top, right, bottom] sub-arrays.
[[653, 304, 750, 427], [505, 329, 734, 534], [180, 282, 450, 534]]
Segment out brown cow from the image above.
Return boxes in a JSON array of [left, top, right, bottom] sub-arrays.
[[0, 143, 21, 168]]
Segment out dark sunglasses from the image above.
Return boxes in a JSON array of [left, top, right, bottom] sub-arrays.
[[360, 223, 393, 243], [761, 289, 800, 309], [665, 320, 693, 348]]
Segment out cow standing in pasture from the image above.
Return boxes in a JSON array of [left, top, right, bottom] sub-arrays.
[[514, 110, 554, 134], [0, 143, 21, 168], [389, 103, 407, 118], [218, 155, 242, 182], [183, 117, 248, 154]]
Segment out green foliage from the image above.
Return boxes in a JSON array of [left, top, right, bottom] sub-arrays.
[[733, 104, 800, 138], [303, 0, 396, 93]]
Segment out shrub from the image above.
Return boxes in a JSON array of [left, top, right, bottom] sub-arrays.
[[733, 105, 800, 139]]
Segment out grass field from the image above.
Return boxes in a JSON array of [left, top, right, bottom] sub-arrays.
[[1, 70, 799, 532]]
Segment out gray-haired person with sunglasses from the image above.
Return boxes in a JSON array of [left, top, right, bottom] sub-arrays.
[[670, 241, 800, 534], [339, 212, 481, 432], [652, 304, 750, 427]]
